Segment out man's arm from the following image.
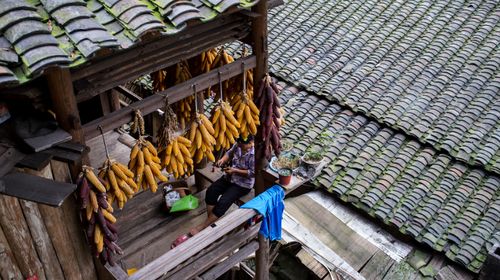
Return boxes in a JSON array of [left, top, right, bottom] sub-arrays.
[[216, 143, 237, 166], [225, 154, 254, 177]]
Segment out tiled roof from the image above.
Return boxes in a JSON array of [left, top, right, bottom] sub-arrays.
[[0, 0, 259, 86], [268, 0, 500, 173], [278, 84, 500, 273]]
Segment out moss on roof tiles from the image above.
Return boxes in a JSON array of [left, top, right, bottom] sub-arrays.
[[268, 0, 500, 173], [278, 83, 500, 272]]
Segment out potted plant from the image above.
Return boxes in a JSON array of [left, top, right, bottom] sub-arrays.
[[301, 131, 331, 169], [278, 168, 293, 186], [301, 147, 325, 169], [281, 140, 294, 153]]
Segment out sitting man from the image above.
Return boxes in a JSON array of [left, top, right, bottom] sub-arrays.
[[190, 135, 254, 235]]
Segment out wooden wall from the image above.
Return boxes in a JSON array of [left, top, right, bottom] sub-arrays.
[[0, 160, 97, 280]]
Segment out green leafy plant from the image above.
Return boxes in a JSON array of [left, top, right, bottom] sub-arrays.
[[303, 131, 333, 162]]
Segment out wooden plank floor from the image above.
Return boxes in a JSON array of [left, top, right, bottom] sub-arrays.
[[113, 188, 241, 272]]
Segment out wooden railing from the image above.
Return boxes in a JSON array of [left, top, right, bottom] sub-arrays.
[[106, 208, 259, 280]]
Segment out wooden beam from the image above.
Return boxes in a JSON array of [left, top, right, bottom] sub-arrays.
[[82, 56, 256, 140], [109, 89, 121, 112], [45, 68, 84, 143], [71, 13, 247, 81], [167, 225, 260, 279], [251, 1, 270, 279], [128, 208, 256, 280], [74, 17, 250, 100], [200, 240, 259, 280]]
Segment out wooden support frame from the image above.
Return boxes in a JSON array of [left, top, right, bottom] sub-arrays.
[[82, 55, 256, 140], [166, 225, 260, 279], [128, 208, 257, 280], [200, 240, 259, 280]]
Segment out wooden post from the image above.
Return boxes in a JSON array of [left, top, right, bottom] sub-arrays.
[[51, 160, 98, 280], [0, 195, 46, 279], [46, 67, 89, 181], [19, 200, 65, 279], [0, 222, 23, 279], [251, 0, 270, 279], [46, 67, 84, 143], [25, 165, 84, 280]]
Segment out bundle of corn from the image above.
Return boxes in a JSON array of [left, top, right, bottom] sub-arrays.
[[211, 100, 240, 151], [98, 159, 138, 210], [128, 110, 167, 192], [233, 92, 260, 139], [173, 62, 194, 130], [77, 167, 122, 266], [157, 100, 194, 178], [188, 113, 216, 163], [151, 69, 167, 92], [256, 74, 284, 159]]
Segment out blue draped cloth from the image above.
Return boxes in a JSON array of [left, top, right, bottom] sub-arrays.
[[241, 185, 285, 241]]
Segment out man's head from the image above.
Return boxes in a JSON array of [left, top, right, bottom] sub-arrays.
[[237, 135, 254, 150]]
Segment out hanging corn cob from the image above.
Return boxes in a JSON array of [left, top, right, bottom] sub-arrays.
[[98, 159, 138, 210], [188, 112, 216, 163], [128, 110, 167, 193], [93, 126, 138, 210], [211, 72, 240, 151], [151, 69, 167, 92], [231, 62, 260, 139], [256, 74, 283, 159], [77, 167, 122, 266], [201, 49, 218, 73], [212, 100, 241, 151], [172, 61, 194, 130], [157, 99, 194, 178]]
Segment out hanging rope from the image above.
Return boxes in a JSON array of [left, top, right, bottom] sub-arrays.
[[218, 70, 223, 101], [98, 125, 111, 160], [193, 84, 198, 114]]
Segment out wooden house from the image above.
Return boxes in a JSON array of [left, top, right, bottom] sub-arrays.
[[0, 0, 282, 279]]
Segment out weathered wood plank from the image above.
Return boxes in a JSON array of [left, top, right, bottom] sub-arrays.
[[105, 264, 129, 280], [167, 225, 260, 279], [26, 165, 84, 280], [0, 171, 76, 207], [82, 56, 256, 140], [286, 195, 379, 271], [15, 152, 53, 171], [0, 219, 23, 279], [200, 240, 259, 280], [295, 249, 329, 279], [0, 194, 46, 279], [51, 160, 98, 280], [359, 250, 395, 280], [19, 200, 65, 280], [0, 145, 25, 177], [129, 208, 256, 280]]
